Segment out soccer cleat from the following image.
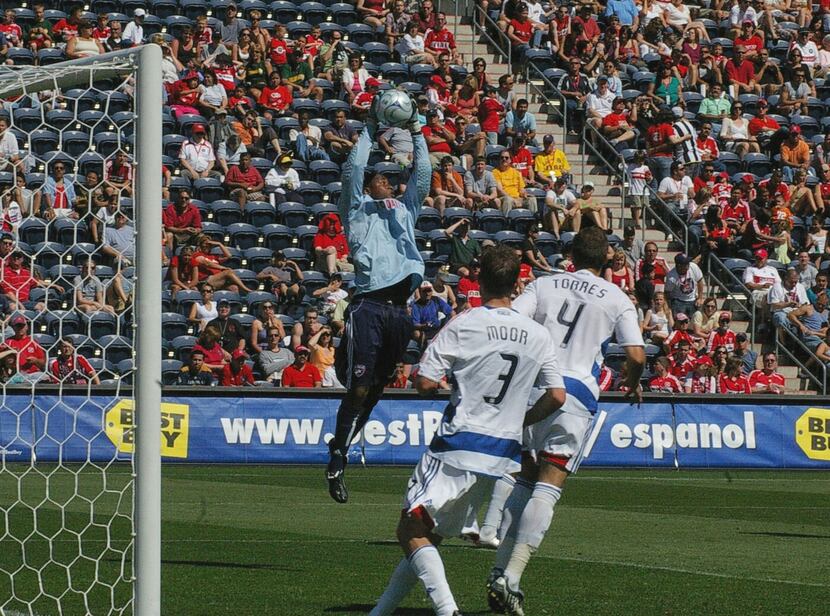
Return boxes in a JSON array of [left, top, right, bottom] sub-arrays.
[[326, 452, 348, 504], [486, 569, 506, 614], [487, 575, 525, 616], [477, 527, 500, 549]]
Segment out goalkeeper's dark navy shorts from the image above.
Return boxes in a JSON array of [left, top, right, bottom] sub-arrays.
[[335, 296, 414, 390]]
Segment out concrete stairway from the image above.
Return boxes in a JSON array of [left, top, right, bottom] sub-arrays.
[[448, 14, 812, 393]]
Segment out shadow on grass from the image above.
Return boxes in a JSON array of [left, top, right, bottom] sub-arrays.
[[739, 531, 830, 540], [325, 606, 489, 615], [162, 558, 298, 570], [367, 540, 485, 551]]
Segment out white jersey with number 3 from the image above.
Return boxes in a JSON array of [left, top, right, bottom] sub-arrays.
[[513, 270, 644, 415], [418, 306, 565, 476]]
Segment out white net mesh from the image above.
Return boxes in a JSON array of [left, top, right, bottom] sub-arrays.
[[0, 55, 142, 616]]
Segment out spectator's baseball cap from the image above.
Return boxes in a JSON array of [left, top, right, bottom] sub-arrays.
[[420, 281, 433, 291], [295, 345, 310, 355], [736, 332, 748, 343], [185, 71, 199, 80], [10, 314, 26, 327], [543, 134, 555, 145], [218, 299, 230, 307], [675, 312, 689, 322], [741, 173, 754, 183], [790, 125, 802, 134], [469, 259, 481, 268], [696, 355, 714, 367], [582, 182, 595, 191], [10, 249, 24, 258], [754, 248, 768, 260], [445, 103, 460, 115], [757, 98, 768, 107], [430, 75, 448, 88], [192, 123, 206, 133], [674, 253, 690, 265], [624, 224, 635, 237], [425, 109, 440, 120], [134, 8, 146, 17], [719, 311, 732, 322], [671, 106, 684, 118], [365, 77, 382, 88], [277, 153, 293, 165], [742, 19, 753, 25], [231, 349, 248, 360], [0, 232, 13, 242], [799, 27, 810, 34], [596, 75, 608, 84]]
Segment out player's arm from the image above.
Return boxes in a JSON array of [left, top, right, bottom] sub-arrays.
[[616, 303, 647, 402], [402, 104, 431, 216], [337, 127, 372, 219], [511, 278, 539, 318], [414, 319, 459, 394], [523, 337, 566, 426]]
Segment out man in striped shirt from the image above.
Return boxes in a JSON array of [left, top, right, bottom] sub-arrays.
[[670, 106, 702, 179]]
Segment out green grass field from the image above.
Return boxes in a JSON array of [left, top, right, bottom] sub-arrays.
[[2, 465, 830, 615]]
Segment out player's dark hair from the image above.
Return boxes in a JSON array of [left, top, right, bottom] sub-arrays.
[[479, 244, 520, 299], [572, 227, 609, 271]]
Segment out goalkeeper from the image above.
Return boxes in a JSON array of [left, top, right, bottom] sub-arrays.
[[326, 97, 431, 504]]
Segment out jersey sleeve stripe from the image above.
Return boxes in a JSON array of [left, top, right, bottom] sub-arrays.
[[564, 376, 598, 413], [429, 431, 522, 463]]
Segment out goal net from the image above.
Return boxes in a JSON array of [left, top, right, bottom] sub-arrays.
[[0, 46, 162, 616]]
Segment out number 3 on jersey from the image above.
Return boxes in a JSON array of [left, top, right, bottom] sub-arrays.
[[483, 353, 519, 405], [556, 300, 585, 348]]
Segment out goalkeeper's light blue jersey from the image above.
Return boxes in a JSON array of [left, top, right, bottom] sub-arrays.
[[338, 127, 431, 295]]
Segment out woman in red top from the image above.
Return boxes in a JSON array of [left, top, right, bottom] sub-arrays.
[[478, 86, 505, 144], [169, 245, 199, 297], [702, 205, 734, 259], [452, 76, 481, 124], [718, 356, 751, 394], [471, 57, 492, 94], [604, 248, 634, 291], [193, 325, 228, 376], [168, 72, 201, 116], [192, 235, 254, 293], [313, 213, 351, 276]]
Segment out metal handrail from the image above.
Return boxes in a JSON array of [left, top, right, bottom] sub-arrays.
[[775, 322, 827, 394], [470, 3, 512, 76]]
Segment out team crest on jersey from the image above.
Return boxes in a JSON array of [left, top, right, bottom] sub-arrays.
[[353, 364, 366, 377]]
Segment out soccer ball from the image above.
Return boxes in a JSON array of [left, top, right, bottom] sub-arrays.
[[375, 89, 413, 127]]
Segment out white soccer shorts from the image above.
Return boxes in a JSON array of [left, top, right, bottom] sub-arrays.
[[402, 453, 496, 538], [523, 397, 595, 473]]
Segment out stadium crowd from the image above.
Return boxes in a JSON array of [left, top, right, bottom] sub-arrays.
[[0, 0, 825, 392]]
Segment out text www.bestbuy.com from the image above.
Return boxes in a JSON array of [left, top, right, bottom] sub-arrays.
[[221, 411, 447, 447], [221, 410, 757, 461]]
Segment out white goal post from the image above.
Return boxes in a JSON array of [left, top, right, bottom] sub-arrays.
[[0, 45, 162, 616]]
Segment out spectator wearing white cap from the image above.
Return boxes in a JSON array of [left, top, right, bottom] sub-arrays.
[[569, 182, 609, 233], [411, 281, 454, 347], [179, 124, 220, 181], [122, 9, 144, 47], [585, 76, 615, 132]]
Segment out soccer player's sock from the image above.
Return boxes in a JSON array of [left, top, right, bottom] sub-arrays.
[[480, 474, 516, 542], [504, 481, 562, 590], [330, 403, 361, 456], [369, 558, 418, 616], [493, 477, 533, 572], [408, 544, 459, 616]]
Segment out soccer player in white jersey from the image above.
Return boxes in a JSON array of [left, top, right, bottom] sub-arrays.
[[487, 227, 646, 615], [368, 245, 567, 616]]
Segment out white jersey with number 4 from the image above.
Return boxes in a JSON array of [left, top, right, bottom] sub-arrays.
[[513, 270, 644, 416], [418, 306, 564, 477]]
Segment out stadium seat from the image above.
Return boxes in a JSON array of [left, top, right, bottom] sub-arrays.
[[442, 207, 469, 227], [380, 62, 410, 85], [311, 202, 338, 223], [174, 289, 202, 318], [193, 178, 225, 204], [287, 20, 312, 38], [410, 63, 435, 88], [19, 219, 48, 247], [44, 311, 81, 338], [743, 153, 772, 177], [227, 223, 261, 250], [297, 181, 324, 206], [246, 201, 277, 227], [278, 202, 311, 228], [416, 207, 442, 232], [29, 129, 59, 156], [301, 270, 328, 296], [45, 109, 75, 132], [213, 290, 242, 313], [162, 360, 184, 385], [245, 291, 278, 314], [171, 335, 197, 363], [232, 269, 259, 294], [494, 230, 524, 248], [8, 48, 35, 66], [12, 108, 43, 133], [476, 209, 508, 235], [231, 313, 256, 339], [322, 99, 350, 122], [61, 130, 92, 158], [309, 160, 341, 186], [330, 3, 357, 26], [428, 229, 451, 258], [243, 247, 275, 273], [81, 311, 119, 339], [97, 335, 132, 364], [163, 134, 188, 159], [535, 231, 560, 257], [508, 209, 536, 235], [38, 48, 66, 65], [210, 200, 245, 227], [282, 247, 310, 271], [262, 224, 295, 252], [162, 312, 191, 341]]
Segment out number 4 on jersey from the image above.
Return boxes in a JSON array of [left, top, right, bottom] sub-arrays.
[[557, 300, 585, 348]]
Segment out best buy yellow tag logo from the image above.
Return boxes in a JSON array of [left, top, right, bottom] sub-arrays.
[[795, 407, 830, 461], [105, 400, 189, 459]]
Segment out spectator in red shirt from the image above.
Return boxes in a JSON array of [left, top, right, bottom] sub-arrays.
[[684, 355, 718, 393], [2, 250, 59, 311], [734, 21, 764, 58], [281, 346, 322, 387], [509, 134, 535, 182], [669, 338, 696, 379], [725, 46, 758, 95], [597, 363, 615, 392], [478, 86, 505, 145], [573, 5, 601, 43], [225, 152, 265, 209], [163, 189, 203, 251], [747, 98, 780, 148], [221, 349, 255, 386], [718, 356, 751, 393], [646, 108, 676, 184], [257, 71, 293, 121], [695, 122, 722, 171], [6, 314, 46, 376], [0, 9, 23, 47], [665, 313, 694, 355], [424, 12, 460, 64], [649, 357, 683, 392], [193, 325, 229, 377], [423, 110, 458, 167], [313, 213, 351, 276], [635, 242, 669, 284], [748, 352, 786, 394], [52, 6, 82, 44], [457, 259, 482, 308], [105, 150, 133, 197], [48, 338, 99, 385], [706, 311, 737, 353], [601, 97, 637, 149]]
